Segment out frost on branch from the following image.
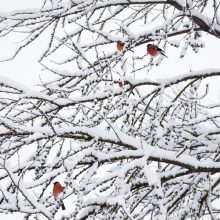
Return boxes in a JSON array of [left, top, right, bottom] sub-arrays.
[[0, 0, 220, 219]]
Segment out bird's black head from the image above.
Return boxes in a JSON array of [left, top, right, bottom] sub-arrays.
[[117, 41, 124, 45], [53, 181, 59, 185], [147, 44, 153, 47]]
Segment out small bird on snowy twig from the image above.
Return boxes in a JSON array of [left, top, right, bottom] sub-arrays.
[[116, 41, 125, 52], [53, 182, 66, 210], [147, 44, 168, 58]]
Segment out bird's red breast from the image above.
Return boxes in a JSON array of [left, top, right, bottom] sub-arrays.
[[117, 41, 125, 52], [147, 44, 157, 56], [118, 82, 123, 87], [53, 182, 63, 198]]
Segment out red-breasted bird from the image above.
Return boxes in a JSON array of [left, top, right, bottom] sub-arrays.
[[147, 44, 168, 58], [53, 182, 66, 210], [118, 82, 123, 88], [116, 41, 125, 52]]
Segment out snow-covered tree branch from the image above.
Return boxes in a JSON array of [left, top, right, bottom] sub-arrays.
[[0, 0, 220, 219]]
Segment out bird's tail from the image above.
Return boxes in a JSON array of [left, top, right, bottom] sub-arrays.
[[61, 201, 66, 210], [160, 52, 168, 58]]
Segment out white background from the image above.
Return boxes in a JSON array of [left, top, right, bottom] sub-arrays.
[[0, 1, 220, 219]]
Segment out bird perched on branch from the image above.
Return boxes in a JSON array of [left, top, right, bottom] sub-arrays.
[[116, 41, 125, 52], [147, 44, 168, 58], [118, 81, 123, 88], [53, 182, 66, 210]]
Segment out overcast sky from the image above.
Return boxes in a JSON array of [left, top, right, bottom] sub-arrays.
[[0, 1, 220, 219], [0, 1, 220, 98], [0, 1, 44, 87]]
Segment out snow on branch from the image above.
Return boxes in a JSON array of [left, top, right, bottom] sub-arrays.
[[0, 0, 219, 219]]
